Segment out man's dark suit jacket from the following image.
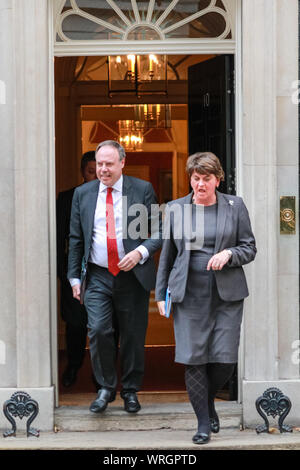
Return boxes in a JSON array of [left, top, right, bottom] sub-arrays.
[[67, 175, 162, 293]]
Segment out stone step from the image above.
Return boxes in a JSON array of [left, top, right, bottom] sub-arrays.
[[54, 401, 242, 432]]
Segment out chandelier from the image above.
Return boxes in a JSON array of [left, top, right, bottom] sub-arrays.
[[134, 104, 171, 129], [108, 54, 167, 97], [118, 120, 143, 151]]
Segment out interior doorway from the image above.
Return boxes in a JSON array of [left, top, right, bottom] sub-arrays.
[[55, 53, 236, 402]]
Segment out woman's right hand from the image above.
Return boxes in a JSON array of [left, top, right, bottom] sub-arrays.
[[157, 301, 166, 317]]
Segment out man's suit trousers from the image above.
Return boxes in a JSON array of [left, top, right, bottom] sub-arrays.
[[84, 263, 150, 392]]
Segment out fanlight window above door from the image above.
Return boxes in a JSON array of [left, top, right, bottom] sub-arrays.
[[55, 0, 234, 42]]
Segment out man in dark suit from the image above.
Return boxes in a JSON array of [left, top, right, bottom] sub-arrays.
[[68, 140, 162, 413], [56, 151, 97, 388]]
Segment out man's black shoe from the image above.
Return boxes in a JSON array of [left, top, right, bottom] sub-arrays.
[[89, 389, 116, 413], [62, 365, 79, 388], [121, 392, 141, 413]]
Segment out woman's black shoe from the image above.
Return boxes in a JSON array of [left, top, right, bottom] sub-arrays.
[[210, 416, 220, 433], [192, 432, 211, 445]]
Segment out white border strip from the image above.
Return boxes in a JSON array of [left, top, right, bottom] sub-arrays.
[[54, 39, 236, 56]]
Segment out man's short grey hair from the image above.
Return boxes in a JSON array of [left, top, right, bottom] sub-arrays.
[[96, 140, 126, 161]]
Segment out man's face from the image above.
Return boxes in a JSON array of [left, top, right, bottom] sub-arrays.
[[96, 145, 125, 187], [82, 161, 97, 183]]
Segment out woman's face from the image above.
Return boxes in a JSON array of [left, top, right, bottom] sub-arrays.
[[190, 171, 220, 205]]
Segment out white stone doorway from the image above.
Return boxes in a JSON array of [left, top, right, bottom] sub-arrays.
[[55, 52, 238, 405], [51, 0, 242, 406]]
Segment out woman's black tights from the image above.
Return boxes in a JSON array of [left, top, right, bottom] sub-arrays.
[[185, 363, 235, 433], [207, 363, 235, 420], [185, 365, 209, 433]]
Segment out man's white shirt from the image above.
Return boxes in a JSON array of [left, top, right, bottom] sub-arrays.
[[69, 175, 149, 287]]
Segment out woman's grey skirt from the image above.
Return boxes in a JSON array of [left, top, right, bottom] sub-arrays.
[[173, 253, 244, 366]]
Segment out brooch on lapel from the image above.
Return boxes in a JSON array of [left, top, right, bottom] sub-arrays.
[[229, 200, 234, 206]]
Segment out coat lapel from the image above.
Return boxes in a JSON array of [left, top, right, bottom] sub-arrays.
[[86, 179, 100, 245], [183, 192, 193, 242], [177, 192, 193, 244], [121, 175, 135, 245], [214, 191, 228, 253], [178, 192, 193, 265], [122, 174, 135, 211]]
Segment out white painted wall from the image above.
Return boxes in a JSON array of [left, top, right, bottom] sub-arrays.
[[0, 0, 17, 387], [242, 0, 300, 427]]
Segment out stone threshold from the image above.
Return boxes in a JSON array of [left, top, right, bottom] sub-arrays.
[[4, 401, 300, 451], [54, 401, 242, 432]]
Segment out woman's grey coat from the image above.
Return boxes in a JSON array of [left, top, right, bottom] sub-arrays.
[[155, 191, 257, 303]]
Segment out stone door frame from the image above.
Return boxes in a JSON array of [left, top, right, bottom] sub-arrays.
[[49, 0, 244, 404]]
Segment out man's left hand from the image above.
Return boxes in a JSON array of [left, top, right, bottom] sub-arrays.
[[118, 250, 142, 271]]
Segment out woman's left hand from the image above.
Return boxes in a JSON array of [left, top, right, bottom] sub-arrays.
[[207, 250, 231, 271]]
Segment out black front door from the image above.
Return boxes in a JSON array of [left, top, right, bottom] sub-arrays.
[[188, 55, 235, 195]]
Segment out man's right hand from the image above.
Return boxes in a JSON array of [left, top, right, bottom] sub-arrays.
[[72, 283, 81, 301]]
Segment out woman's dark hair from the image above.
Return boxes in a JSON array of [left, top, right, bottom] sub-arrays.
[[186, 152, 225, 181]]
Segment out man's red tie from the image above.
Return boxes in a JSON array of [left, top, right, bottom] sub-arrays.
[[106, 187, 120, 276]]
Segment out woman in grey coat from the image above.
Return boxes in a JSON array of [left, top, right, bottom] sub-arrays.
[[156, 152, 257, 445]]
